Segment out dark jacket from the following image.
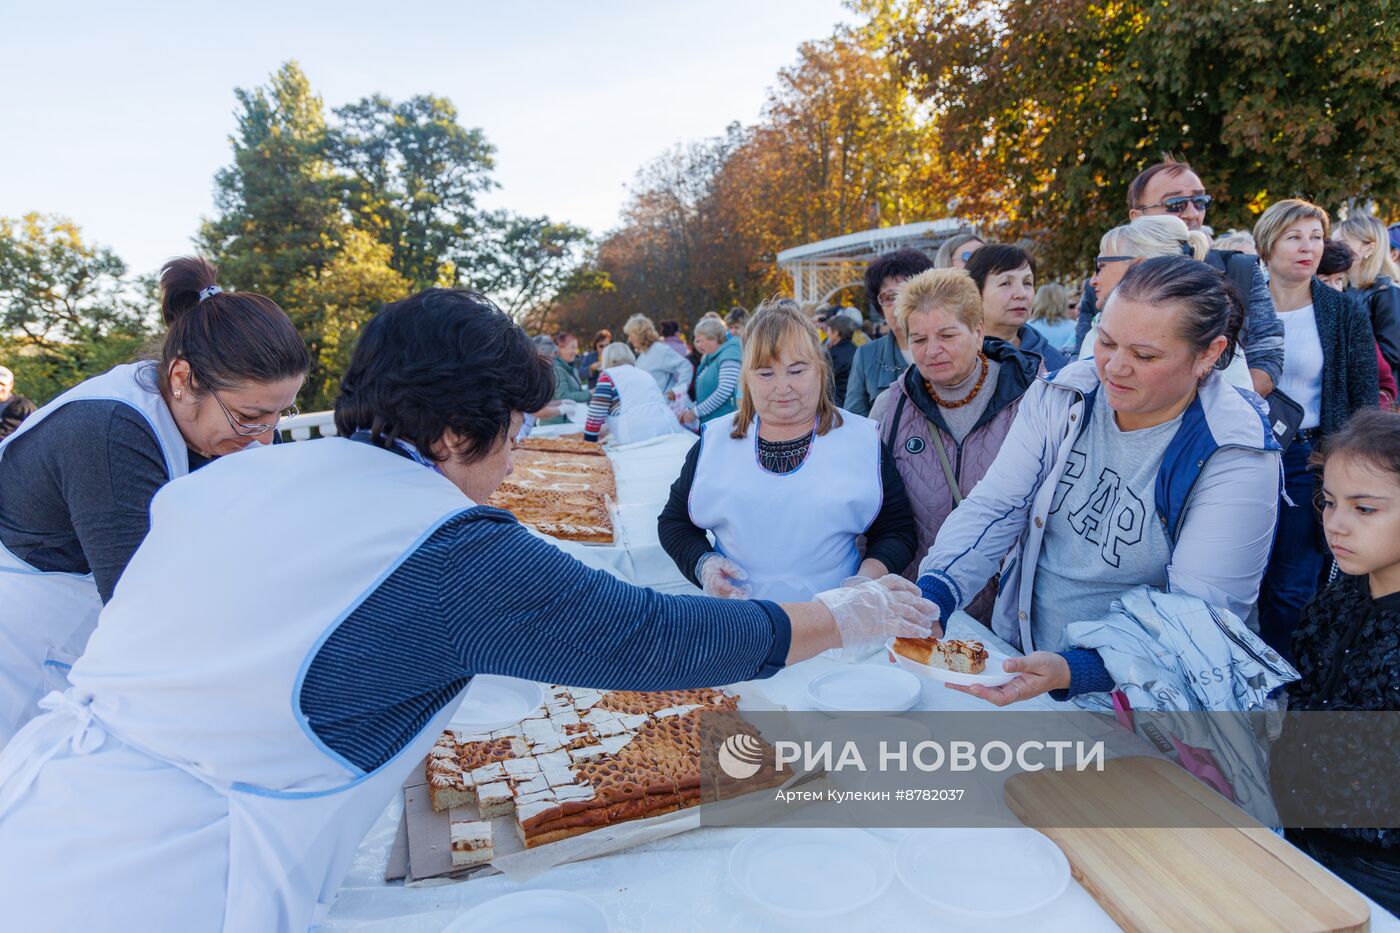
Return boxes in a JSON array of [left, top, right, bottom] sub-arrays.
[[843, 333, 906, 417], [826, 340, 857, 407], [1351, 276, 1400, 377], [1272, 573, 1399, 849], [0, 395, 35, 440], [1312, 280, 1380, 435]]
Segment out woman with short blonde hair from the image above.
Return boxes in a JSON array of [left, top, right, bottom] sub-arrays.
[[1333, 210, 1400, 376], [1253, 198, 1378, 658], [624, 313, 693, 397], [871, 268, 1041, 616], [659, 301, 918, 601]]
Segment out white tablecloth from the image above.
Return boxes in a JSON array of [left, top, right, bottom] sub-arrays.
[[323, 614, 1399, 931], [525, 425, 700, 595]]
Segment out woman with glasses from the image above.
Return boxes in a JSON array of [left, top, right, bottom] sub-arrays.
[[844, 247, 934, 416], [0, 289, 934, 932], [1073, 216, 1253, 384], [933, 232, 984, 270], [0, 256, 307, 743]]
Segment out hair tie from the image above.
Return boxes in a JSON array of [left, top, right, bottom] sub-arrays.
[[198, 285, 223, 303]]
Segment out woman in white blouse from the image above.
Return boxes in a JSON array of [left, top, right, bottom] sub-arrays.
[[1253, 199, 1378, 661], [624, 314, 694, 397]]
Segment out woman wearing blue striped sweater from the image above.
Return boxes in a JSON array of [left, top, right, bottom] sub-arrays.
[[0, 287, 937, 933]]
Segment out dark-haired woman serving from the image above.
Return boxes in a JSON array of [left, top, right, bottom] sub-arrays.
[[0, 257, 308, 743], [0, 288, 935, 932]]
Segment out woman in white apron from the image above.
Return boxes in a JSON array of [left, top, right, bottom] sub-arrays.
[[0, 256, 307, 743], [658, 301, 919, 602], [581, 341, 685, 445], [0, 288, 936, 932]]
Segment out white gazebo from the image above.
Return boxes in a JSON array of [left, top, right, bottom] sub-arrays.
[[776, 219, 977, 306]]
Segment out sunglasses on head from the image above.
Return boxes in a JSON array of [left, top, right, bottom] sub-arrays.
[[1137, 194, 1213, 214]]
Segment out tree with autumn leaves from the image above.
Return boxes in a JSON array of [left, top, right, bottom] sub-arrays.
[[873, 0, 1400, 270], [556, 0, 1400, 335]]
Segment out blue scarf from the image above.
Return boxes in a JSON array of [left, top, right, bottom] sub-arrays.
[[348, 429, 444, 475]]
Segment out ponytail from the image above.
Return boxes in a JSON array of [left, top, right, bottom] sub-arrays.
[[157, 257, 309, 396]]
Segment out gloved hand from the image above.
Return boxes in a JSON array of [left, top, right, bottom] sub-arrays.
[[840, 575, 873, 588], [696, 553, 750, 599], [815, 574, 941, 660]]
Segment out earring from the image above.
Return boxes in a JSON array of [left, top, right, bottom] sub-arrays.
[[174, 390, 182, 399]]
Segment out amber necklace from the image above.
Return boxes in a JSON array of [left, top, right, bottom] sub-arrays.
[[925, 353, 989, 409]]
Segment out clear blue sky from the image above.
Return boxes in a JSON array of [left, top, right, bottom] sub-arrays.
[[0, 0, 850, 276]]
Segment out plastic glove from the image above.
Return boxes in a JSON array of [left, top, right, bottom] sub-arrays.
[[696, 553, 750, 599], [840, 575, 873, 588], [815, 574, 941, 661]]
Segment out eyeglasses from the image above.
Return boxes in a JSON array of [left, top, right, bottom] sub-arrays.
[[209, 389, 299, 436], [1094, 255, 1136, 274], [1136, 194, 1213, 215]]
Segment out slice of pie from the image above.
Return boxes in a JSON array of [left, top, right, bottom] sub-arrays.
[[892, 637, 988, 674], [448, 816, 494, 868]]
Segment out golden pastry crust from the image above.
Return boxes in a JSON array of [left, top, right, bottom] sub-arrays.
[[426, 684, 785, 849], [485, 449, 616, 542], [892, 637, 988, 674]]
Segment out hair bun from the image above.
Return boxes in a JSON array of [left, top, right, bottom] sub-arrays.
[[159, 256, 220, 326]]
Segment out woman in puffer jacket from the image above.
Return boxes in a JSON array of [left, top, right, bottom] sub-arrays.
[[917, 257, 1283, 706], [870, 269, 1039, 625]]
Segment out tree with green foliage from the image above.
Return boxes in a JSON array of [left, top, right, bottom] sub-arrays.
[[330, 94, 497, 291], [0, 213, 154, 403], [200, 61, 604, 409], [865, 0, 1400, 271]]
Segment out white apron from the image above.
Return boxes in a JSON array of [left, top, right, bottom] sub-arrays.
[[0, 361, 189, 743], [605, 363, 684, 445], [0, 437, 475, 932], [688, 410, 882, 602]]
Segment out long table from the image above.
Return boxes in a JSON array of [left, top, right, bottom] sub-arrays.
[[523, 425, 700, 595], [322, 613, 1399, 931]]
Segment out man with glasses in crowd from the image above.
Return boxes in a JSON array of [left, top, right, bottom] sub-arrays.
[[1072, 158, 1285, 398]]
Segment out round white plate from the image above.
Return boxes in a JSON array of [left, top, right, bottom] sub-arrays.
[[449, 675, 546, 733], [442, 889, 608, 932], [805, 665, 922, 714], [895, 827, 1070, 918], [885, 638, 1017, 687], [728, 827, 893, 918]]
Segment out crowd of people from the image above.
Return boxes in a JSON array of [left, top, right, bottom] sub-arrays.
[[550, 157, 1398, 910], [0, 156, 1397, 924]]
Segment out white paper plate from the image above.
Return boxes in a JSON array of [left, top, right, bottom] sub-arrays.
[[895, 827, 1070, 918], [449, 675, 546, 733], [442, 889, 608, 932], [728, 828, 893, 918], [885, 638, 1017, 687], [805, 665, 922, 714]]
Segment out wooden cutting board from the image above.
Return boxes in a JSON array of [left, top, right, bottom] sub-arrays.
[[1005, 756, 1370, 933]]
